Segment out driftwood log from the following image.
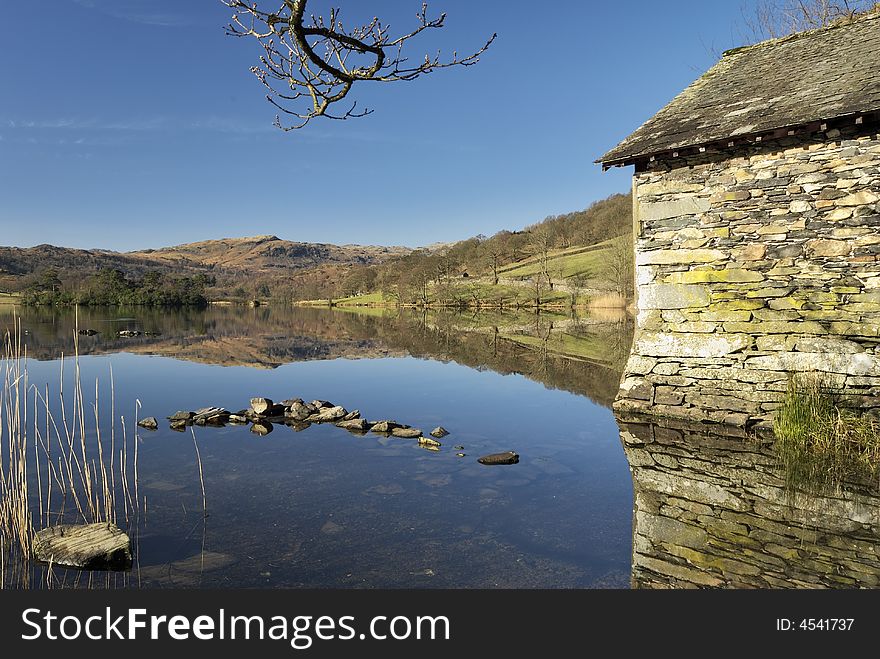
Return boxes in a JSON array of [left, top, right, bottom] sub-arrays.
[[33, 523, 132, 570]]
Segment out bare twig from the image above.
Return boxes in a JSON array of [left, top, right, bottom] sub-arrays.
[[222, 0, 495, 129]]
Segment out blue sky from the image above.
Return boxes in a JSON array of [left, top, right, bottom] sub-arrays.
[[0, 1, 759, 251]]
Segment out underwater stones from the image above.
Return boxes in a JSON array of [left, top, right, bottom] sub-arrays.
[[392, 427, 423, 439], [478, 451, 520, 465]]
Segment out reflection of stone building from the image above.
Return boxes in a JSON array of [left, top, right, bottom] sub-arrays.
[[600, 13, 880, 425], [619, 416, 880, 588]]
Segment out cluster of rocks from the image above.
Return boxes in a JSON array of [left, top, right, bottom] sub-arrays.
[[161, 397, 449, 445], [77, 328, 99, 336], [137, 397, 518, 465]]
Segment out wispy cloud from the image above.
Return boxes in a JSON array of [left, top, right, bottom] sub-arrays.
[[2, 115, 277, 140], [70, 0, 190, 27]]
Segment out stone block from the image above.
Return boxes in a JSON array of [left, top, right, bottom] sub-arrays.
[[795, 337, 864, 353], [664, 269, 764, 284], [806, 239, 851, 257], [636, 249, 727, 266], [640, 284, 711, 309], [722, 320, 825, 334], [635, 332, 753, 358], [837, 190, 879, 206], [732, 244, 766, 261], [746, 352, 880, 376], [637, 180, 705, 196], [641, 197, 711, 221]]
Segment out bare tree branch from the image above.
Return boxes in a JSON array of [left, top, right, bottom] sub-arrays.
[[222, 1, 496, 130]]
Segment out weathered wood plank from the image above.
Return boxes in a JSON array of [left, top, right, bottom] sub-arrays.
[[33, 523, 132, 570]]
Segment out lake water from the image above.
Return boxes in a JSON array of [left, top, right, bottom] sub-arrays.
[[5, 305, 880, 589], [1, 305, 635, 588]]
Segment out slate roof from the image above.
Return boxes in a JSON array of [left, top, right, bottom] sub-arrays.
[[600, 11, 880, 167]]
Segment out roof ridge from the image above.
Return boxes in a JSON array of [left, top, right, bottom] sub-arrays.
[[722, 7, 880, 58]]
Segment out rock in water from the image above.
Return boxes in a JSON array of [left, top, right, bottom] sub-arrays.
[[193, 407, 229, 423], [336, 418, 371, 432], [430, 427, 450, 438], [392, 427, 423, 439], [370, 420, 403, 433], [250, 397, 274, 415], [418, 437, 441, 447], [311, 400, 333, 409], [285, 400, 312, 421], [168, 411, 194, 422], [341, 410, 361, 421], [34, 523, 132, 570], [137, 417, 158, 430], [310, 406, 348, 423], [77, 329, 99, 336], [478, 451, 519, 465], [169, 420, 187, 432]]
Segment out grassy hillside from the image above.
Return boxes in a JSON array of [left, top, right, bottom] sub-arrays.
[[313, 192, 634, 309], [497, 236, 627, 280]]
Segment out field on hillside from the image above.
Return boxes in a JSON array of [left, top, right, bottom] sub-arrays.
[[497, 235, 626, 281]]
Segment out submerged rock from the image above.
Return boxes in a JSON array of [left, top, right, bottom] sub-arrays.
[[169, 420, 187, 432], [137, 417, 158, 430], [430, 427, 450, 438], [478, 451, 519, 465], [392, 427, 423, 439], [456, 452, 466, 458], [34, 523, 132, 570]]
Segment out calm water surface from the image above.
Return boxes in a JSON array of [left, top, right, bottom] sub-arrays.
[[4, 305, 635, 588]]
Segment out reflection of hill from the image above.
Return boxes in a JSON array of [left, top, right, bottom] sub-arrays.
[[3, 306, 632, 408], [619, 414, 880, 588]]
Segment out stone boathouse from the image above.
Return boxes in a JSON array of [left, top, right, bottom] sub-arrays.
[[600, 12, 880, 427]]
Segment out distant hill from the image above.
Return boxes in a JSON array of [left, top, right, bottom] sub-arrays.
[[0, 236, 411, 294], [129, 235, 410, 272]]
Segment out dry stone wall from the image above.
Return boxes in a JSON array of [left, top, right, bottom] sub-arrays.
[[616, 123, 880, 426], [619, 415, 880, 588]]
